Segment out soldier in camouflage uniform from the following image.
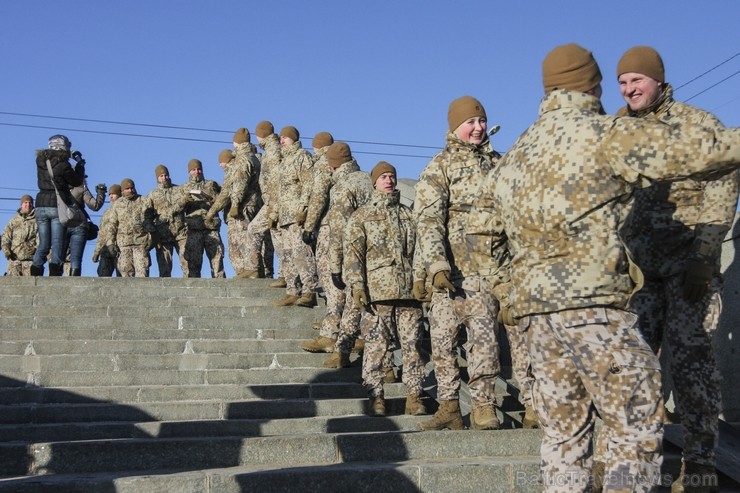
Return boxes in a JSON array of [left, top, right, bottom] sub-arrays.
[[206, 128, 262, 278], [2, 195, 38, 276], [92, 184, 121, 277], [141, 165, 188, 277], [248, 121, 281, 283], [414, 95, 503, 432], [300, 132, 344, 353], [615, 46, 737, 493], [477, 43, 740, 493], [321, 142, 373, 368], [105, 179, 151, 277], [271, 126, 318, 307], [180, 159, 224, 278], [344, 162, 426, 417]]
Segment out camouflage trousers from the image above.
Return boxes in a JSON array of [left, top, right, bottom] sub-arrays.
[[334, 290, 363, 354], [504, 322, 534, 409], [244, 206, 276, 277], [117, 245, 151, 277], [226, 216, 251, 275], [316, 225, 345, 339], [152, 239, 187, 278], [362, 302, 424, 398], [281, 223, 317, 296], [5, 260, 32, 276], [526, 307, 663, 493], [184, 229, 225, 278], [428, 276, 500, 406], [97, 253, 118, 277]]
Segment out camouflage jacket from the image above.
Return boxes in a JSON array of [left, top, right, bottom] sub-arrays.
[[142, 182, 188, 243], [179, 177, 221, 231], [486, 89, 740, 318], [93, 205, 117, 259], [618, 84, 740, 278], [2, 209, 37, 261], [304, 147, 333, 232], [344, 189, 422, 303], [327, 160, 372, 274], [106, 194, 150, 247], [274, 141, 315, 227], [258, 134, 282, 211], [414, 132, 502, 286], [210, 144, 262, 221]]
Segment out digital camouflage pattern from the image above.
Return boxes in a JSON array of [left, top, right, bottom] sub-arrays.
[[142, 181, 188, 277], [315, 224, 344, 338], [106, 193, 151, 277], [179, 176, 224, 278], [304, 149, 332, 232], [2, 207, 37, 275], [92, 204, 118, 276], [273, 140, 314, 228]]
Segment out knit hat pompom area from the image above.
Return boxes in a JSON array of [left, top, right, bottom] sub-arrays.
[[326, 142, 352, 169], [255, 120, 274, 138], [233, 127, 250, 144], [617, 46, 665, 82], [312, 131, 334, 149], [542, 43, 602, 93], [447, 96, 486, 131], [218, 149, 234, 164]]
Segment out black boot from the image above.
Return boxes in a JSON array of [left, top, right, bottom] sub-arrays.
[[30, 265, 44, 276], [71, 268, 81, 277], [48, 263, 63, 276]]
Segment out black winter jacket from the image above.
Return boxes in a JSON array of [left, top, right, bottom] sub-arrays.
[[35, 149, 85, 208]]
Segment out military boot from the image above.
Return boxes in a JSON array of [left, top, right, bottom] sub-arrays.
[[312, 321, 322, 331], [322, 351, 350, 368], [671, 461, 718, 493], [30, 265, 43, 277], [48, 263, 63, 276], [273, 294, 299, 307], [591, 460, 606, 493], [369, 397, 386, 417], [269, 277, 287, 288], [294, 292, 317, 308], [300, 336, 336, 353], [382, 368, 396, 383], [236, 269, 260, 279], [405, 394, 427, 416], [417, 399, 464, 431], [71, 268, 81, 277], [522, 405, 539, 429], [470, 404, 500, 430]]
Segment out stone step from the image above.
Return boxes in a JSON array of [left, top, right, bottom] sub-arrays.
[[0, 326, 320, 341], [0, 304, 323, 319], [0, 428, 543, 477]]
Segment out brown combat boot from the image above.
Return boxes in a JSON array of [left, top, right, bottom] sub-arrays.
[[369, 396, 386, 417], [273, 294, 299, 307], [269, 277, 287, 288], [591, 460, 606, 493], [470, 404, 500, 430], [522, 405, 539, 429], [300, 336, 337, 353], [352, 339, 365, 354], [405, 394, 427, 416], [294, 292, 317, 308], [236, 269, 260, 279], [382, 368, 396, 383], [671, 461, 718, 493], [312, 322, 322, 331], [323, 351, 350, 368], [417, 399, 464, 431]]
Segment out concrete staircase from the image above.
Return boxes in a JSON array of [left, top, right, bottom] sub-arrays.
[[0, 277, 543, 492]]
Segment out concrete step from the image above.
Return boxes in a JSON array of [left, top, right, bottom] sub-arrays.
[[0, 304, 323, 319], [0, 326, 320, 341]]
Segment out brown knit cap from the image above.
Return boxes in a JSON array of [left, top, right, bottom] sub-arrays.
[[312, 131, 334, 149], [120, 178, 135, 190], [155, 164, 169, 179], [371, 161, 396, 186], [255, 120, 274, 138], [279, 126, 299, 142], [617, 46, 665, 82], [188, 159, 203, 171], [20, 194, 33, 204], [448, 96, 487, 131], [542, 43, 603, 93], [218, 149, 234, 164], [233, 127, 250, 144], [109, 184, 121, 196], [326, 142, 352, 169]]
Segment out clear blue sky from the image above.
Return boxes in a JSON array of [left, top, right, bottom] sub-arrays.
[[1, 1, 738, 277]]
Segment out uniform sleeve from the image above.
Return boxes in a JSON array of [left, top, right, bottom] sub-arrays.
[[1, 220, 13, 256], [343, 211, 367, 292], [414, 157, 452, 276], [305, 166, 331, 232], [297, 152, 316, 213], [328, 186, 357, 273]]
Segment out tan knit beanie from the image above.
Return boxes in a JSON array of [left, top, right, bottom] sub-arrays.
[[617, 46, 665, 82], [218, 149, 234, 164], [154, 164, 169, 179], [109, 184, 121, 196], [542, 43, 603, 93], [279, 126, 300, 142], [447, 96, 487, 131], [255, 120, 274, 138], [120, 178, 135, 190], [188, 159, 203, 171], [326, 142, 352, 169], [20, 194, 33, 204], [233, 127, 250, 144], [371, 161, 396, 186], [312, 131, 334, 149]]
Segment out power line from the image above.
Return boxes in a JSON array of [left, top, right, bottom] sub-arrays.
[[674, 52, 740, 92], [683, 69, 740, 103]]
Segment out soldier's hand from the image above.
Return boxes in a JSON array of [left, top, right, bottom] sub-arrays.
[[4, 251, 15, 261], [109, 244, 120, 258], [352, 288, 368, 310], [412, 280, 431, 302], [331, 272, 346, 290], [497, 303, 515, 326], [295, 209, 307, 227], [95, 183, 107, 194], [432, 270, 455, 292], [228, 207, 239, 219], [301, 230, 315, 245], [682, 258, 713, 303], [92, 251, 100, 263], [268, 218, 278, 229]]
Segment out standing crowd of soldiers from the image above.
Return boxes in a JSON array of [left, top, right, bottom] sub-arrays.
[[4, 43, 740, 493]]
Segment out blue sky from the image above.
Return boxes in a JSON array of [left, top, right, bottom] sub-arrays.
[[1, 1, 738, 277]]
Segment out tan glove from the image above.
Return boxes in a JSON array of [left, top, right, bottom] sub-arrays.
[[228, 206, 239, 219], [497, 303, 515, 326], [295, 209, 307, 227], [268, 217, 278, 229], [682, 258, 713, 303], [352, 288, 368, 310], [92, 251, 100, 263], [412, 280, 431, 302], [432, 270, 455, 292]]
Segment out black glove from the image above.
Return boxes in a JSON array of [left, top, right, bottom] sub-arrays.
[[331, 272, 346, 290], [302, 230, 316, 244], [71, 151, 86, 166], [95, 183, 107, 194]]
